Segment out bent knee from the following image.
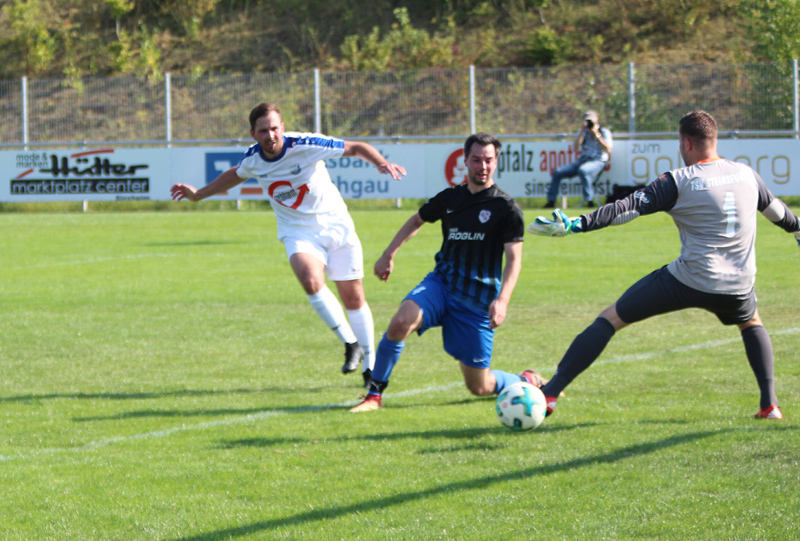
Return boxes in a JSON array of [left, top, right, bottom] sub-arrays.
[[386, 301, 422, 341], [465, 381, 494, 396], [386, 314, 417, 342]]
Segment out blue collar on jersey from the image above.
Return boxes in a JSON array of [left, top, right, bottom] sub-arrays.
[[257, 135, 288, 162]]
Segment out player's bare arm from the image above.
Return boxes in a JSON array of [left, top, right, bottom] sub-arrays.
[[170, 167, 247, 202], [488, 241, 523, 329], [343, 140, 407, 180], [374, 213, 426, 281]]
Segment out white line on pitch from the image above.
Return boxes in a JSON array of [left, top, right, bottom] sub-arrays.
[[1, 327, 797, 464], [587, 326, 799, 368]]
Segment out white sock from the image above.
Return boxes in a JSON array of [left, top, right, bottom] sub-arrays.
[[307, 286, 357, 344], [347, 304, 375, 371]]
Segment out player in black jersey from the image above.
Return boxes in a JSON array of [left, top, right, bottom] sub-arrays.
[[350, 133, 545, 412]]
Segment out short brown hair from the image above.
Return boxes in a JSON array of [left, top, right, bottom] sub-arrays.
[[679, 110, 717, 143], [464, 132, 501, 158], [249, 102, 281, 130]]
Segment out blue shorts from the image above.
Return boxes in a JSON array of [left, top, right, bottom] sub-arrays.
[[404, 272, 494, 368]]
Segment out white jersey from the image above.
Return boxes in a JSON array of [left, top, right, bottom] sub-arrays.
[[236, 132, 349, 236]]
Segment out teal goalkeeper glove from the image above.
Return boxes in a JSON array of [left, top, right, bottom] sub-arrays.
[[527, 209, 583, 237], [794, 228, 800, 250]]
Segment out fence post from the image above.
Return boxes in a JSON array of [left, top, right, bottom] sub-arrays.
[[21, 76, 28, 150], [314, 68, 321, 133], [165, 72, 172, 147], [469, 65, 476, 134], [793, 59, 799, 139], [628, 62, 636, 134]]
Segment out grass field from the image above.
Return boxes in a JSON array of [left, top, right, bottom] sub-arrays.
[[1, 205, 799, 540]]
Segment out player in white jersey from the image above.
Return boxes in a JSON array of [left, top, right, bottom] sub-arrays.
[[170, 103, 407, 385], [528, 110, 800, 421]]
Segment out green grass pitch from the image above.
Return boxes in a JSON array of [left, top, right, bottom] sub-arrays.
[[1, 206, 798, 540]]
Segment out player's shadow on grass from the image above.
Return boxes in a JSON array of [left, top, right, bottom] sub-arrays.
[[72, 401, 342, 422], [69, 389, 471, 422], [171, 429, 727, 541], [0, 388, 288, 404], [217, 423, 596, 451]]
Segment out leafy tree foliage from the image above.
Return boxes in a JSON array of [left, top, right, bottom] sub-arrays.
[[338, 8, 455, 70], [740, 0, 800, 64], [0, 0, 59, 76], [0, 0, 770, 80]]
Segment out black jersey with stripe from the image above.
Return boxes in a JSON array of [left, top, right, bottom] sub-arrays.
[[418, 183, 524, 314]]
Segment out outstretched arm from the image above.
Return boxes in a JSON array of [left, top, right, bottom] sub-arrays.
[[761, 197, 800, 248], [344, 141, 407, 180], [528, 173, 677, 237], [756, 175, 800, 247], [170, 167, 246, 202], [374, 213, 426, 281], [489, 241, 523, 329]]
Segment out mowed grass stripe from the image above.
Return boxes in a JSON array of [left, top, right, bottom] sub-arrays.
[[1, 208, 798, 540], [3, 326, 796, 464]]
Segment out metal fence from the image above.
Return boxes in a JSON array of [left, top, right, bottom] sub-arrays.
[[1, 61, 798, 148]]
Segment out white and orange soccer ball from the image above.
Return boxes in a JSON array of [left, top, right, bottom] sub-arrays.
[[496, 381, 547, 431]]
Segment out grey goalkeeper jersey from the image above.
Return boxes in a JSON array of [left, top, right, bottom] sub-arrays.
[[581, 159, 799, 295]]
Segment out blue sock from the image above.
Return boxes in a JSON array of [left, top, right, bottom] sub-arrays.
[[491, 370, 524, 394], [369, 334, 404, 395]]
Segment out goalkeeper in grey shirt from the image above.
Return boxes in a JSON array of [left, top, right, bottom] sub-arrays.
[[528, 110, 800, 420]]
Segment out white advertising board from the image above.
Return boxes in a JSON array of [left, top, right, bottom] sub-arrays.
[[1, 138, 798, 202], [2, 148, 170, 203]]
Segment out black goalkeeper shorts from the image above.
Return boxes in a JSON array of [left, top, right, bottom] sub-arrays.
[[616, 266, 757, 326]]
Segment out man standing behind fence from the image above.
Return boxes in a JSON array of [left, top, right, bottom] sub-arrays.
[[545, 110, 612, 208], [170, 102, 407, 386]]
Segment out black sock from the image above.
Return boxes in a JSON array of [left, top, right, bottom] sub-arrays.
[[741, 325, 777, 409], [368, 379, 388, 395], [542, 317, 616, 397]]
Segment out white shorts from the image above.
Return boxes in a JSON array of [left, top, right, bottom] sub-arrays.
[[280, 218, 364, 281]]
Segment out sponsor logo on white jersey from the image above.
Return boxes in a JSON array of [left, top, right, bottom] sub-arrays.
[[273, 187, 298, 203]]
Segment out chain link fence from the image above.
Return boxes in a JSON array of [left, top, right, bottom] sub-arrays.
[[1, 62, 797, 147]]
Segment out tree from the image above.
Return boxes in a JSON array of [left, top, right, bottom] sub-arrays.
[[1, 0, 59, 76], [740, 0, 800, 64], [338, 7, 455, 71], [105, 0, 134, 39]]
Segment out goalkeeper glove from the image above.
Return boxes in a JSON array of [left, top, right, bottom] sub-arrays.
[[794, 227, 800, 250], [527, 209, 583, 237]]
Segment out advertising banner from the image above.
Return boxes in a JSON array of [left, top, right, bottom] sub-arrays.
[[1, 138, 798, 202], [2, 148, 170, 203]]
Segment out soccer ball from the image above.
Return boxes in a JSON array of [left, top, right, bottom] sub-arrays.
[[496, 381, 547, 431]]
